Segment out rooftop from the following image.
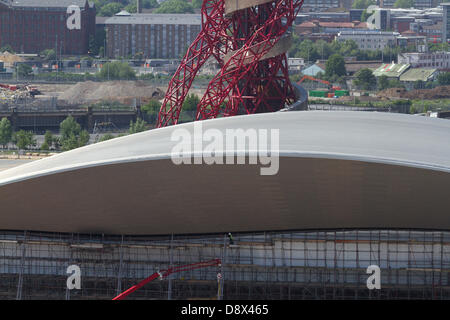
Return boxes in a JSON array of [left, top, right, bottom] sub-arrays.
[[399, 68, 437, 82], [6, 0, 93, 8], [338, 30, 400, 36], [373, 63, 410, 78], [104, 13, 202, 25], [345, 61, 384, 73], [0, 112, 449, 234]]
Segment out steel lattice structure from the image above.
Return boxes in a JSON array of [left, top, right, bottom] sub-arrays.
[[157, 0, 304, 127]]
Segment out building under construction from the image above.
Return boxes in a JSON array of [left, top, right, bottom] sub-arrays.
[[1, 229, 449, 300], [0, 111, 449, 300], [0, 0, 449, 300]]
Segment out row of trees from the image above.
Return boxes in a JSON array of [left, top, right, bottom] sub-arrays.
[[0, 117, 91, 153], [0, 113, 155, 153], [352, 0, 413, 9], [289, 37, 404, 64], [140, 94, 199, 124], [15, 61, 138, 81], [0, 118, 36, 150], [95, 0, 159, 16]]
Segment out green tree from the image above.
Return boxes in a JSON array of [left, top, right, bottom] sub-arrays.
[[378, 75, 389, 90], [387, 79, 405, 89], [338, 40, 359, 57], [143, 0, 160, 9], [13, 130, 35, 151], [40, 49, 56, 61], [154, 0, 194, 13], [88, 28, 106, 56], [394, 0, 414, 8], [293, 39, 319, 62], [123, 0, 160, 12], [413, 80, 425, 90], [129, 118, 147, 134], [141, 99, 161, 122], [99, 2, 124, 16], [352, 0, 375, 9], [360, 9, 373, 22], [325, 54, 346, 78], [16, 64, 33, 78], [41, 141, 49, 151], [182, 93, 200, 111], [437, 72, 450, 86], [0, 44, 14, 53], [353, 68, 376, 90], [428, 42, 449, 52], [99, 133, 116, 142], [315, 40, 332, 60], [192, 0, 202, 9], [42, 130, 54, 150], [59, 116, 90, 151], [0, 117, 12, 149], [98, 61, 136, 80]]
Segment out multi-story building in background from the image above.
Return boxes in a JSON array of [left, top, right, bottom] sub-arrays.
[[301, 0, 340, 12], [380, 0, 434, 8], [0, 0, 96, 55], [349, 9, 364, 22], [105, 12, 201, 59], [375, 9, 391, 31], [398, 51, 450, 69], [420, 22, 443, 42], [414, 0, 434, 10], [443, 3, 450, 43], [336, 30, 399, 50]]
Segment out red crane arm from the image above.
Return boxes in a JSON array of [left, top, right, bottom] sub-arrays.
[[112, 259, 222, 300], [298, 75, 331, 86]]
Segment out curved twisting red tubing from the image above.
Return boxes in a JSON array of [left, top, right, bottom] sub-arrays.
[[157, 0, 304, 127]]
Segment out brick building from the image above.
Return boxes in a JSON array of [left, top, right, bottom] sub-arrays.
[[0, 0, 96, 55], [104, 12, 201, 59]]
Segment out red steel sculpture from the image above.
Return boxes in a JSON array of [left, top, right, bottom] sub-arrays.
[[157, 0, 304, 127]]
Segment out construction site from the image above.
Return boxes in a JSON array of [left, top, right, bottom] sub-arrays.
[[0, 81, 168, 132], [0, 230, 449, 300], [0, 0, 450, 302]]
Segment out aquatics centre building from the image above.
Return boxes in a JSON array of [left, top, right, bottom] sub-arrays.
[[0, 111, 449, 299]]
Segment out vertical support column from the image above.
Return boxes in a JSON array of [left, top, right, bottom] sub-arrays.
[[387, 230, 391, 299], [116, 235, 125, 297], [220, 234, 227, 300], [65, 234, 74, 301], [333, 231, 337, 300], [439, 232, 444, 300], [16, 231, 27, 301], [407, 230, 411, 299], [431, 232, 435, 299], [355, 230, 359, 300], [378, 231, 381, 299], [168, 234, 174, 300], [10, 108, 18, 132]]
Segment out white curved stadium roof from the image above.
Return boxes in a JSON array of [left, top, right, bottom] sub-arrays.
[[0, 111, 449, 235]]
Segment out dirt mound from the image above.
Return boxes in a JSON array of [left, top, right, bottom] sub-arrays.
[[59, 81, 164, 105], [0, 51, 24, 67], [377, 86, 450, 100], [403, 86, 450, 100], [377, 87, 408, 99]]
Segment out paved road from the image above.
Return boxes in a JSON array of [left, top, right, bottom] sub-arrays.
[[0, 159, 34, 172]]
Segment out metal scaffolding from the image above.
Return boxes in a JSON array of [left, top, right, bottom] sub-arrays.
[[0, 229, 449, 300]]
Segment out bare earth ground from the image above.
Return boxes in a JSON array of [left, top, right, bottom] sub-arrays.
[[34, 82, 205, 104]]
